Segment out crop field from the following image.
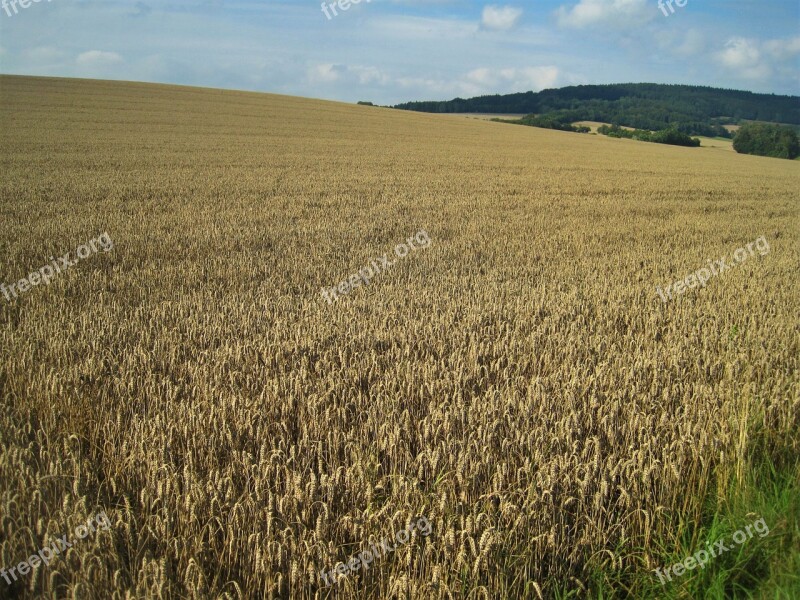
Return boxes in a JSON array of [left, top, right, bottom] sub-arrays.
[[0, 75, 798, 599]]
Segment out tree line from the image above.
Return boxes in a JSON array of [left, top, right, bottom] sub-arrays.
[[394, 84, 800, 137]]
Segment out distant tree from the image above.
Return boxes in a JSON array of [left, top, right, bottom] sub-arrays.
[[733, 123, 800, 159], [650, 128, 701, 147], [498, 113, 590, 133], [357, 101, 375, 106], [597, 125, 699, 147]]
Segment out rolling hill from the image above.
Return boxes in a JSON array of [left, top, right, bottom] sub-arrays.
[[393, 83, 800, 137]]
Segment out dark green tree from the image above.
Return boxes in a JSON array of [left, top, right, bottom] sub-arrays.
[[733, 123, 800, 159]]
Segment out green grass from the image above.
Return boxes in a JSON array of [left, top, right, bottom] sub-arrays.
[[580, 418, 799, 599]]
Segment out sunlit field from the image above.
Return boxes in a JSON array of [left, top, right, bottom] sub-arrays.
[[1, 75, 798, 599]]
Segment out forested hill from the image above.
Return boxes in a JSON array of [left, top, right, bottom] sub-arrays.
[[392, 84, 800, 134]]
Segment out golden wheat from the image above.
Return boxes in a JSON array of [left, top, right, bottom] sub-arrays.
[[0, 74, 798, 599]]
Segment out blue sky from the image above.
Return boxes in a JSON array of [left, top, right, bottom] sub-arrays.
[[0, 0, 798, 104]]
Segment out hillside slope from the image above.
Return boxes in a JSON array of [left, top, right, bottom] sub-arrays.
[[1, 75, 798, 599]]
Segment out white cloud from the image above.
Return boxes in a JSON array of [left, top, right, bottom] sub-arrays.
[[715, 38, 760, 69], [351, 66, 391, 86], [307, 64, 392, 86], [556, 0, 652, 29], [763, 36, 800, 60], [395, 75, 456, 96], [76, 50, 123, 68], [466, 66, 561, 92], [714, 38, 771, 80], [304, 61, 571, 102], [308, 63, 345, 83], [481, 5, 523, 31], [465, 67, 494, 86], [713, 35, 800, 88]]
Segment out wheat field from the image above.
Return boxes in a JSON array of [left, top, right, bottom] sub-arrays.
[[0, 75, 798, 599]]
